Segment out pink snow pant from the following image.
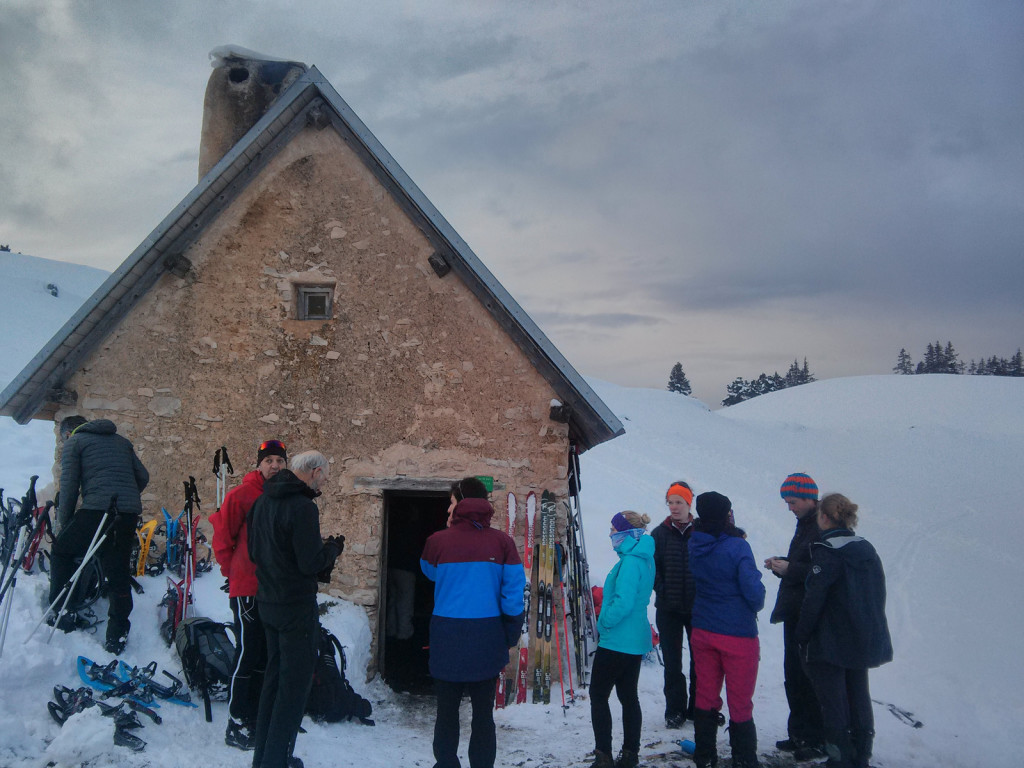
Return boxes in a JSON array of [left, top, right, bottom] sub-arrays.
[[691, 628, 759, 722]]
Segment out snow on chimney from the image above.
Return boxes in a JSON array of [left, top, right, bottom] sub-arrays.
[[198, 46, 308, 179]]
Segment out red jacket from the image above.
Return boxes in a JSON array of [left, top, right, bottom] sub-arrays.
[[210, 470, 263, 597]]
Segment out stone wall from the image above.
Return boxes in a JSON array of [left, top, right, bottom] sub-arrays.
[[55, 124, 570, 658]]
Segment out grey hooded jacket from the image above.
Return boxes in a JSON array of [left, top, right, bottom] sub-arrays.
[[58, 419, 149, 527]]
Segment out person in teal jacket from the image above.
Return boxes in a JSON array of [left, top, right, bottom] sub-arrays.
[[587, 511, 656, 768]]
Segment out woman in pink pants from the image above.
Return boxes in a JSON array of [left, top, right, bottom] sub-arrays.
[[687, 492, 766, 768]]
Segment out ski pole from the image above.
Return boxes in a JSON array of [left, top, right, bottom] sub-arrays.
[[43, 513, 112, 644], [25, 501, 115, 644]]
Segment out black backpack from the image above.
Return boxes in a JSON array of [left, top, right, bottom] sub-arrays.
[[306, 627, 374, 725], [174, 617, 236, 721]]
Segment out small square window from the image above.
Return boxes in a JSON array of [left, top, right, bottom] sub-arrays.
[[297, 286, 333, 320]]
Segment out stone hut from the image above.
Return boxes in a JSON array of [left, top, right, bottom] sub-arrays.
[[0, 51, 623, 680]]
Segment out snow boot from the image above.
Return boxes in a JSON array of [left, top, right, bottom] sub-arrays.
[[851, 729, 875, 768], [693, 708, 721, 768], [225, 719, 255, 751], [615, 748, 640, 768], [729, 719, 760, 768], [666, 712, 685, 729], [588, 749, 615, 768], [822, 729, 855, 768]]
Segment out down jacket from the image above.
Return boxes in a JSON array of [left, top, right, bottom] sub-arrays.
[[596, 534, 656, 656], [58, 419, 149, 527], [796, 528, 894, 669], [689, 528, 765, 638], [652, 516, 696, 614], [420, 497, 526, 682], [247, 470, 339, 605], [210, 470, 264, 598]]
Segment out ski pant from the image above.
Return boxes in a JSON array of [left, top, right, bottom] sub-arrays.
[[692, 628, 758, 723], [656, 607, 696, 719], [48, 509, 136, 646], [432, 677, 497, 768], [784, 618, 824, 744], [803, 661, 874, 766], [590, 646, 643, 755], [386, 568, 416, 640], [252, 599, 319, 768], [228, 595, 266, 727]]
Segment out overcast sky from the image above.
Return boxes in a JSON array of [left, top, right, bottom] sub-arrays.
[[2, 0, 1022, 405]]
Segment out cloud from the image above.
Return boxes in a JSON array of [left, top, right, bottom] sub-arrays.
[[0, 0, 1021, 405]]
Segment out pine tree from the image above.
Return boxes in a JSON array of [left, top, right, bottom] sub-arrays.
[[722, 377, 749, 407], [894, 348, 914, 375], [1011, 349, 1023, 377], [784, 359, 802, 388], [801, 357, 815, 384], [667, 362, 692, 395]]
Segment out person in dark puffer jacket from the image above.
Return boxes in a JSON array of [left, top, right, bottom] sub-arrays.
[[764, 472, 825, 760], [652, 480, 698, 728], [49, 416, 149, 653], [247, 450, 342, 768], [420, 477, 525, 768], [210, 438, 288, 752], [797, 494, 893, 768]]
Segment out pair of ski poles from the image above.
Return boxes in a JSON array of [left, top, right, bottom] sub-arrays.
[[23, 496, 119, 648]]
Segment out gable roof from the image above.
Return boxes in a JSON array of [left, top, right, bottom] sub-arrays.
[[0, 67, 623, 451]]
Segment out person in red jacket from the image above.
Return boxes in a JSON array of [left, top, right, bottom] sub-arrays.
[[210, 438, 287, 752]]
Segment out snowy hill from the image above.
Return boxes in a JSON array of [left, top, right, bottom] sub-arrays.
[[1, 256, 1022, 767]]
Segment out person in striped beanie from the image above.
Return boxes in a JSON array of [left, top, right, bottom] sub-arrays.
[[763, 473, 825, 761]]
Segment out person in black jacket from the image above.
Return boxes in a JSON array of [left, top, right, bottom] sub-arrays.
[[763, 472, 824, 760], [247, 450, 342, 768], [797, 494, 893, 768], [49, 416, 149, 653], [652, 480, 697, 727]]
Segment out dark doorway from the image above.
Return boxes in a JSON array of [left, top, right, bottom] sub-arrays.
[[380, 490, 450, 693]]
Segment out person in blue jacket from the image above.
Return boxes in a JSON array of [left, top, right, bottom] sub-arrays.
[[420, 477, 525, 768], [689, 492, 766, 768], [588, 510, 656, 768]]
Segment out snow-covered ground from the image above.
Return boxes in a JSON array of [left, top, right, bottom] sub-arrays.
[[1, 253, 1022, 767]]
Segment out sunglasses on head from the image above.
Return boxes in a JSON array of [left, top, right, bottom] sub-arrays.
[[260, 439, 286, 452]]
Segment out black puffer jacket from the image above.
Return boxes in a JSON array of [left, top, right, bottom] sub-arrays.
[[769, 507, 821, 624], [796, 528, 894, 669], [247, 470, 340, 605], [651, 516, 696, 614], [57, 419, 149, 527]]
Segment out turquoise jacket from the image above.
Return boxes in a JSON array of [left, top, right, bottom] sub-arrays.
[[596, 534, 656, 655]]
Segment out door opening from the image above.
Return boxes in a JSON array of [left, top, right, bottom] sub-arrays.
[[380, 490, 450, 693]]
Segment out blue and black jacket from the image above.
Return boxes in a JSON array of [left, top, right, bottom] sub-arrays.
[[420, 497, 526, 682]]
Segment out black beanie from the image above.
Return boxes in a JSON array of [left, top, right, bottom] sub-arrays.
[[696, 491, 732, 536], [257, 439, 288, 466]]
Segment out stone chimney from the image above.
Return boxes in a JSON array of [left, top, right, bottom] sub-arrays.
[[198, 47, 308, 179]]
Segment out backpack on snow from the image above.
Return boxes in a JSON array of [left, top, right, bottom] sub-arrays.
[[174, 616, 236, 722], [306, 627, 374, 726]]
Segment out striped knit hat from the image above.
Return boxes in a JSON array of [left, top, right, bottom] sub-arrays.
[[780, 473, 818, 501]]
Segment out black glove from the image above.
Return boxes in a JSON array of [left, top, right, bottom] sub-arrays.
[[324, 534, 345, 556]]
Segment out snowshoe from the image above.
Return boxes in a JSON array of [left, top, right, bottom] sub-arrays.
[[113, 725, 147, 752], [118, 660, 196, 707]]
